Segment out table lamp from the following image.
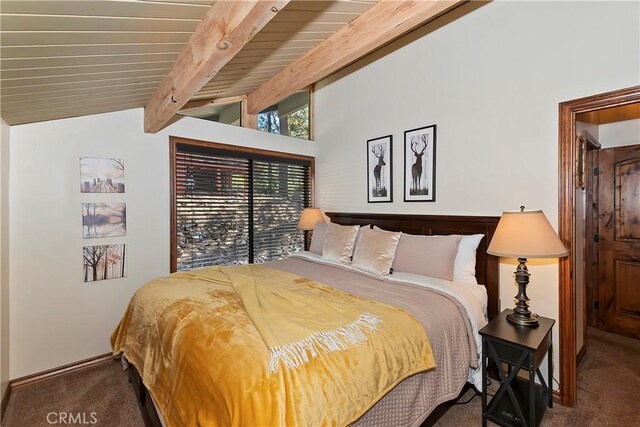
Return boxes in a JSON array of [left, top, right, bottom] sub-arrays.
[[487, 206, 569, 327], [297, 208, 325, 230], [297, 208, 325, 250]]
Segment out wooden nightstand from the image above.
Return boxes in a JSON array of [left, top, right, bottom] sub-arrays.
[[479, 309, 555, 427]]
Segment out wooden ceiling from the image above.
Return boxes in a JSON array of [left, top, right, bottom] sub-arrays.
[[0, 0, 466, 130]]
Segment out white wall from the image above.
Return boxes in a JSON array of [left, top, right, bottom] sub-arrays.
[[0, 118, 10, 401], [599, 118, 640, 148], [9, 109, 313, 378], [314, 0, 640, 388]]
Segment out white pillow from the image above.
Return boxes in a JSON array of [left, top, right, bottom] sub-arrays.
[[308, 222, 328, 255], [352, 227, 401, 276], [322, 223, 360, 265], [453, 234, 484, 285]]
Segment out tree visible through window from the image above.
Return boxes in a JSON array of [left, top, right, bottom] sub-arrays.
[[258, 91, 310, 140], [171, 138, 312, 272]]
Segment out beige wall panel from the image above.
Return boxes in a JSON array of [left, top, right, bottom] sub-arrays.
[[251, 31, 333, 42], [0, 84, 159, 102], [234, 48, 310, 59], [243, 39, 321, 50], [259, 21, 345, 33], [2, 66, 171, 83], [4, 96, 149, 116], [3, 93, 152, 113], [1, 0, 210, 19], [147, 0, 213, 5], [1, 76, 162, 96], [223, 57, 292, 66], [271, 10, 361, 23], [1, 43, 184, 59], [2, 53, 178, 70], [1, 88, 155, 107], [285, 1, 377, 14], [3, 101, 147, 125], [1, 15, 200, 32], [0, 32, 192, 46]]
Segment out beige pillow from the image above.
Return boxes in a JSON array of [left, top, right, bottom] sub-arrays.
[[308, 222, 328, 255], [322, 223, 360, 264], [392, 234, 463, 281], [352, 227, 401, 276]]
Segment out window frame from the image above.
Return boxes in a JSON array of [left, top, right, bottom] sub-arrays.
[[169, 136, 315, 273]]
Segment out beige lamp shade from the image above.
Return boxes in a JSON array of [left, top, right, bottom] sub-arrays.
[[297, 208, 325, 230], [487, 209, 569, 258]]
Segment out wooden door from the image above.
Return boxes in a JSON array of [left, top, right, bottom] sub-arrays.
[[598, 144, 640, 339]]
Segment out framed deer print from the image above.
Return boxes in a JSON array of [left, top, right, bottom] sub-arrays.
[[404, 125, 436, 202], [367, 135, 393, 203]]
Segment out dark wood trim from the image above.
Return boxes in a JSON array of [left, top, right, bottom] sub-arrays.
[[169, 138, 178, 273], [169, 136, 315, 163], [582, 131, 601, 151], [308, 85, 315, 141], [576, 344, 587, 367], [9, 353, 113, 391], [0, 385, 10, 422], [325, 212, 500, 320], [558, 85, 640, 407], [169, 136, 315, 273]]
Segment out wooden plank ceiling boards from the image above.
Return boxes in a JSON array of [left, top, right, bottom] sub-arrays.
[[1, 0, 469, 130], [1, 0, 213, 125]]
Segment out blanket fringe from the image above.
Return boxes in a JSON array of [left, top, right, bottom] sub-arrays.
[[268, 313, 382, 373]]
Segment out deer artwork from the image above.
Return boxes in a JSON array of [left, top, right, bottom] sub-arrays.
[[371, 144, 386, 193], [410, 134, 428, 193]]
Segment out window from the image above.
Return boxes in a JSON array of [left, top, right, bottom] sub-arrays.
[[178, 101, 242, 127], [258, 90, 311, 140], [171, 137, 313, 272]]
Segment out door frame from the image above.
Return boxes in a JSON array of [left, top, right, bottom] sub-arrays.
[[558, 85, 640, 407]]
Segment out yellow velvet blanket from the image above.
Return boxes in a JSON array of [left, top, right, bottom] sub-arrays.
[[112, 264, 435, 427]]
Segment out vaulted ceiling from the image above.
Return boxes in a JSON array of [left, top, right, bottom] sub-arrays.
[[0, 0, 467, 130]]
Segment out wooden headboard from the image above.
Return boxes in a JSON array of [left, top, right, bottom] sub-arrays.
[[325, 212, 501, 320]]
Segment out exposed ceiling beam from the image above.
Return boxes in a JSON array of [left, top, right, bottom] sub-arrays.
[[144, 0, 290, 133], [246, 0, 466, 114], [179, 96, 244, 113]]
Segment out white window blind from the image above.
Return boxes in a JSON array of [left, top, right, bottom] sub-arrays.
[[173, 142, 311, 271]]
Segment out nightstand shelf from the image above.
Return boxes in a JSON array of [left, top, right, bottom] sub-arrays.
[[480, 310, 555, 427]]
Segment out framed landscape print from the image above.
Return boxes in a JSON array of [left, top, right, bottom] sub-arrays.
[[367, 135, 393, 203], [80, 157, 125, 193], [83, 244, 127, 283], [404, 125, 436, 202], [82, 202, 126, 239]]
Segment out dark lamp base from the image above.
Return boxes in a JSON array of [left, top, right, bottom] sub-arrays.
[[507, 311, 539, 327]]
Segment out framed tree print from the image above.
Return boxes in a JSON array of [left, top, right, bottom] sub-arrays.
[[367, 135, 393, 203], [404, 124, 436, 202]]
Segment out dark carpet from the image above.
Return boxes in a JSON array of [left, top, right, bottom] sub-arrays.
[[2, 361, 143, 427], [2, 327, 638, 426]]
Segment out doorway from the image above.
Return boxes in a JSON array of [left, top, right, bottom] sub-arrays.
[[558, 86, 640, 407]]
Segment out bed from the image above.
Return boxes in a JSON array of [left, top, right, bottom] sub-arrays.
[[116, 213, 500, 427]]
